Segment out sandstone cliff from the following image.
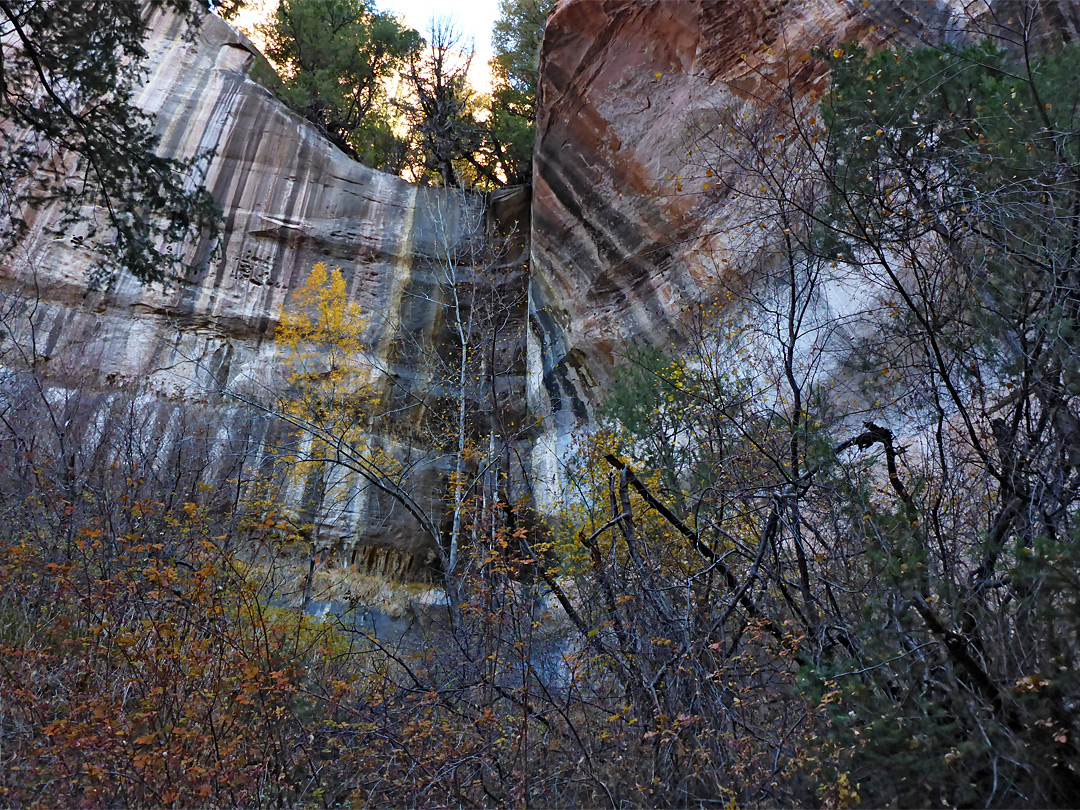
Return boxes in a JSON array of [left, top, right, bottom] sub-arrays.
[[0, 6, 527, 582], [526, 0, 1080, 502], [5, 0, 1078, 579]]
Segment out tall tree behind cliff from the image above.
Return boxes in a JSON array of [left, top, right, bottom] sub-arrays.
[[260, 0, 421, 173], [486, 0, 552, 184], [399, 20, 491, 187], [395, 2, 552, 189], [0, 0, 221, 287]]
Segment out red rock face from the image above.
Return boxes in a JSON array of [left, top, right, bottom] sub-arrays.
[[528, 0, 1080, 409]]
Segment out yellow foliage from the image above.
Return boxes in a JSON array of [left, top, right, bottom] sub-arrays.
[[277, 263, 371, 417], [275, 263, 379, 443], [271, 264, 397, 533]]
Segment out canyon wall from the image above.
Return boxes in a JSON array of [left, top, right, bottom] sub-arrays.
[[5, 0, 1078, 576], [526, 0, 1080, 503], [0, 6, 528, 581]]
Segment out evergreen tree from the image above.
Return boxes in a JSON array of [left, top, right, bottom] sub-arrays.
[[486, 0, 552, 185], [260, 0, 421, 173], [0, 0, 222, 286]]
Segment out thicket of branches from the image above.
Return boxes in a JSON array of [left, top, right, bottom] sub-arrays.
[[554, 16, 1080, 805]]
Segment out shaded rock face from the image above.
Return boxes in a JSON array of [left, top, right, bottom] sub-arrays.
[[0, 6, 528, 579], [7, 0, 1077, 572], [526, 0, 1080, 503]]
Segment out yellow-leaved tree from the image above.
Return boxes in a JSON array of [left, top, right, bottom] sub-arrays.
[[268, 263, 447, 602], [273, 263, 381, 605], [276, 262, 371, 438]]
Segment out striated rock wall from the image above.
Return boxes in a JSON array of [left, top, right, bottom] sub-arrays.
[[7, 0, 1077, 570], [0, 5, 528, 580], [526, 0, 1080, 504]]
